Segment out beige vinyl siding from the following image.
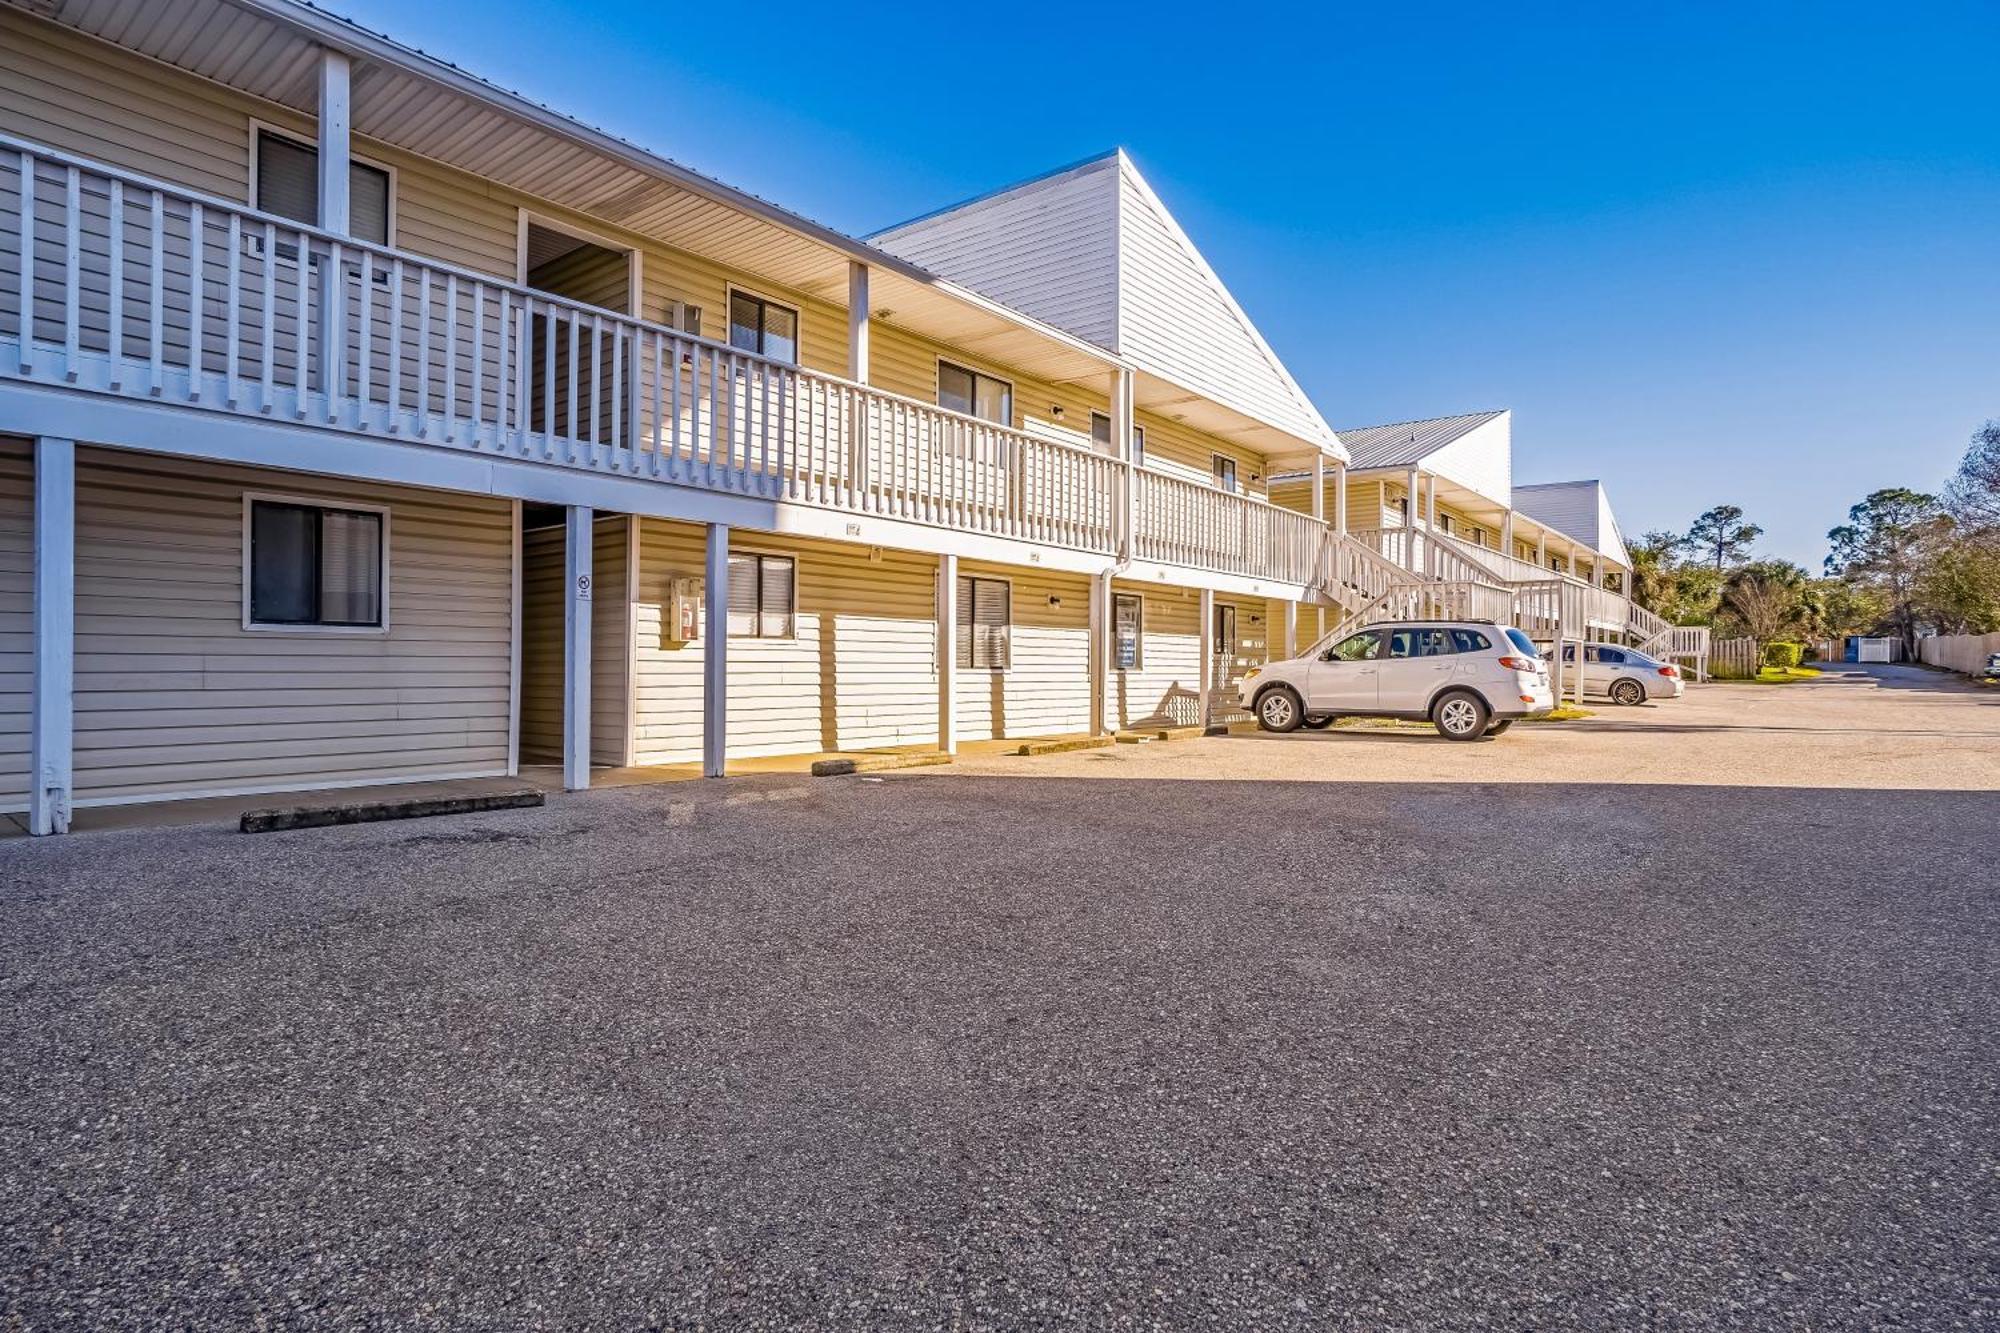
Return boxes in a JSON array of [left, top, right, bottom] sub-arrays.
[[631, 522, 940, 763], [870, 324, 1107, 453], [1135, 411, 1269, 497], [519, 525, 565, 764], [1212, 596, 1274, 722], [1107, 582, 1204, 729], [592, 517, 632, 766], [953, 562, 1091, 742], [68, 449, 511, 804], [0, 440, 30, 809]]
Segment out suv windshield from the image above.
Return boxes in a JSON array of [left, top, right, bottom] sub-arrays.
[[1504, 628, 1540, 658]]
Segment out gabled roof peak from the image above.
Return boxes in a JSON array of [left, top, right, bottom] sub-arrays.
[[870, 151, 1339, 455]]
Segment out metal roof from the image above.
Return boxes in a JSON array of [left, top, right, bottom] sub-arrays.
[[5, 0, 1127, 387], [1334, 410, 1507, 471]]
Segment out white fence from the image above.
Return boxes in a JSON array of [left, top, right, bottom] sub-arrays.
[[1709, 637, 1760, 678], [1918, 633, 2000, 675]]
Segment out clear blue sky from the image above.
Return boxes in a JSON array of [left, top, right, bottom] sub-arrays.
[[343, 0, 1998, 566]]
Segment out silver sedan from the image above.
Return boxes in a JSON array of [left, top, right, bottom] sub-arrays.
[[1558, 644, 1686, 705]]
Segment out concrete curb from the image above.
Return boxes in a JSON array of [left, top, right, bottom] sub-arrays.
[[1114, 725, 1211, 745], [1012, 736, 1115, 757], [240, 789, 545, 834], [810, 752, 955, 777]]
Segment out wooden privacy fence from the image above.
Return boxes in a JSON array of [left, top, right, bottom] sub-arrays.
[[1709, 637, 1759, 678], [1918, 633, 2000, 675]]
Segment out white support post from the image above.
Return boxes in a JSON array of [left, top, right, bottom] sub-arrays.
[[1333, 462, 1348, 537], [1502, 510, 1515, 559], [1198, 587, 1216, 730], [317, 50, 352, 234], [562, 506, 592, 791], [507, 499, 522, 778], [30, 437, 75, 836], [938, 554, 958, 755], [846, 261, 870, 384], [1536, 530, 1547, 569], [314, 50, 352, 401], [1111, 367, 1136, 559], [1405, 466, 1420, 526], [1426, 475, 1438, 531], [1283, 601, 1298, 661], [703, 523, 729, 777], [1311, 456, 1326, 522], [1089, 573, 1110, 736]]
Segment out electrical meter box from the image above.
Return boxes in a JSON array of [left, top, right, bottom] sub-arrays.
[[667, 577, 703, 644]]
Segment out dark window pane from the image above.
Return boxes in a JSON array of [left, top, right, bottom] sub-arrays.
[[759, 556, 795, 637], [255, 132, 317, 226], [726, 553, 759, 637], [762, 302, 798, 364], [250, 501, 317, 624], [728, 292, 762, 354], [939, 363, 975, 416], [350, 161, 391, 246]]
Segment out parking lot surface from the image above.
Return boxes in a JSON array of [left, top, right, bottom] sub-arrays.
[[2, 665, 1995, 1328]]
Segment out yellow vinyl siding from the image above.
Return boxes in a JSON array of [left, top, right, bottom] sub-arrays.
[[1135, 411, 1269, 498], [953, 561, 1091, 742], [630, 523, 941, 763], [0, 439, 30, 809], [68, 450, 512, 804]]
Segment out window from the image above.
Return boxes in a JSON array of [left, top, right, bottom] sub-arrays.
[[247, 498, 385, 628], [939, 361, 1012, 426], [1439, 513, 1455, 536], [1089, 413, 1146, 462], [1387, 627, 1454, 659], [254, 128, 391, 245], [727, 553, 795, 637], [1112, 593, 1143, 670], [1211, 454, 1238, 493], [1213, 604, 1237, 656], [1325, 630, 1381, 662], [1504, 628, 1540, 658], [1450, 628, 1493, 653], [957, 576, 1011, 669], [727, 290, 799, 364]]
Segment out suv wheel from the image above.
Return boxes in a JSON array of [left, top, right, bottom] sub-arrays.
[[1433, 690, 1491, 741], [1302, 714, 1335, 730], [1256, 686, 1304, 733], [1611, 678, 1646, 706]]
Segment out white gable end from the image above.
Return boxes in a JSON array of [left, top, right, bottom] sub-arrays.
[[873, 157, 1120, 351], [873, 152, 1338, 454], [1416, 411, 1512, 509]]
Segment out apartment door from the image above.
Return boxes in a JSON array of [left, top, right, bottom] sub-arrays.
[[522, 220, 635, 449]]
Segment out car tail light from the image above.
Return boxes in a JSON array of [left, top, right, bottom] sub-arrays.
[[1658, 665, 1678, 678], [1499, 656, 1537, 671]]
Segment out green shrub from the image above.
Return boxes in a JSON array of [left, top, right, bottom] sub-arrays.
[[1764, 641, 1804, 669]]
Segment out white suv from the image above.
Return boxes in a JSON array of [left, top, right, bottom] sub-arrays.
[[1239, 621, 1555, 741]]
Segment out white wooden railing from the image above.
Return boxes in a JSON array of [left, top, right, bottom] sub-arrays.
[[1133, 469, 1326, 585], [1, 136, 1137, 554]]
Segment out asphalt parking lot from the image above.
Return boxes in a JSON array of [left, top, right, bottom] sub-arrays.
[[2, 665, 1996, 1328]]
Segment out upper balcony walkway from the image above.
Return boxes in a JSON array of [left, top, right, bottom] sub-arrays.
[[0, 136, 1329, 596]]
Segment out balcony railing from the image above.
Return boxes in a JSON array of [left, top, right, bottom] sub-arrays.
[[1133, 469, 1326, 585], [2, 136, 1147, 558]]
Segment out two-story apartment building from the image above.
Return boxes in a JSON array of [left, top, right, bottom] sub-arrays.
[[0, 0, 1352, 833]]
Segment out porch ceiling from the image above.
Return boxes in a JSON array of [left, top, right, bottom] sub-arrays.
[[7, 0, 1124, 387]]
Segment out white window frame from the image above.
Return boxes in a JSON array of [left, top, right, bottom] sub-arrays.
[[516, 209, 643, 314], [957, 572, 1013, 672], [240, 490, 392, 635], [247, 119, 399, 248], [725, 547, 799, 641], [937, 357, 1015, 428], [1112, 591, 1144, 672], [725, 285, 802, 365]]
